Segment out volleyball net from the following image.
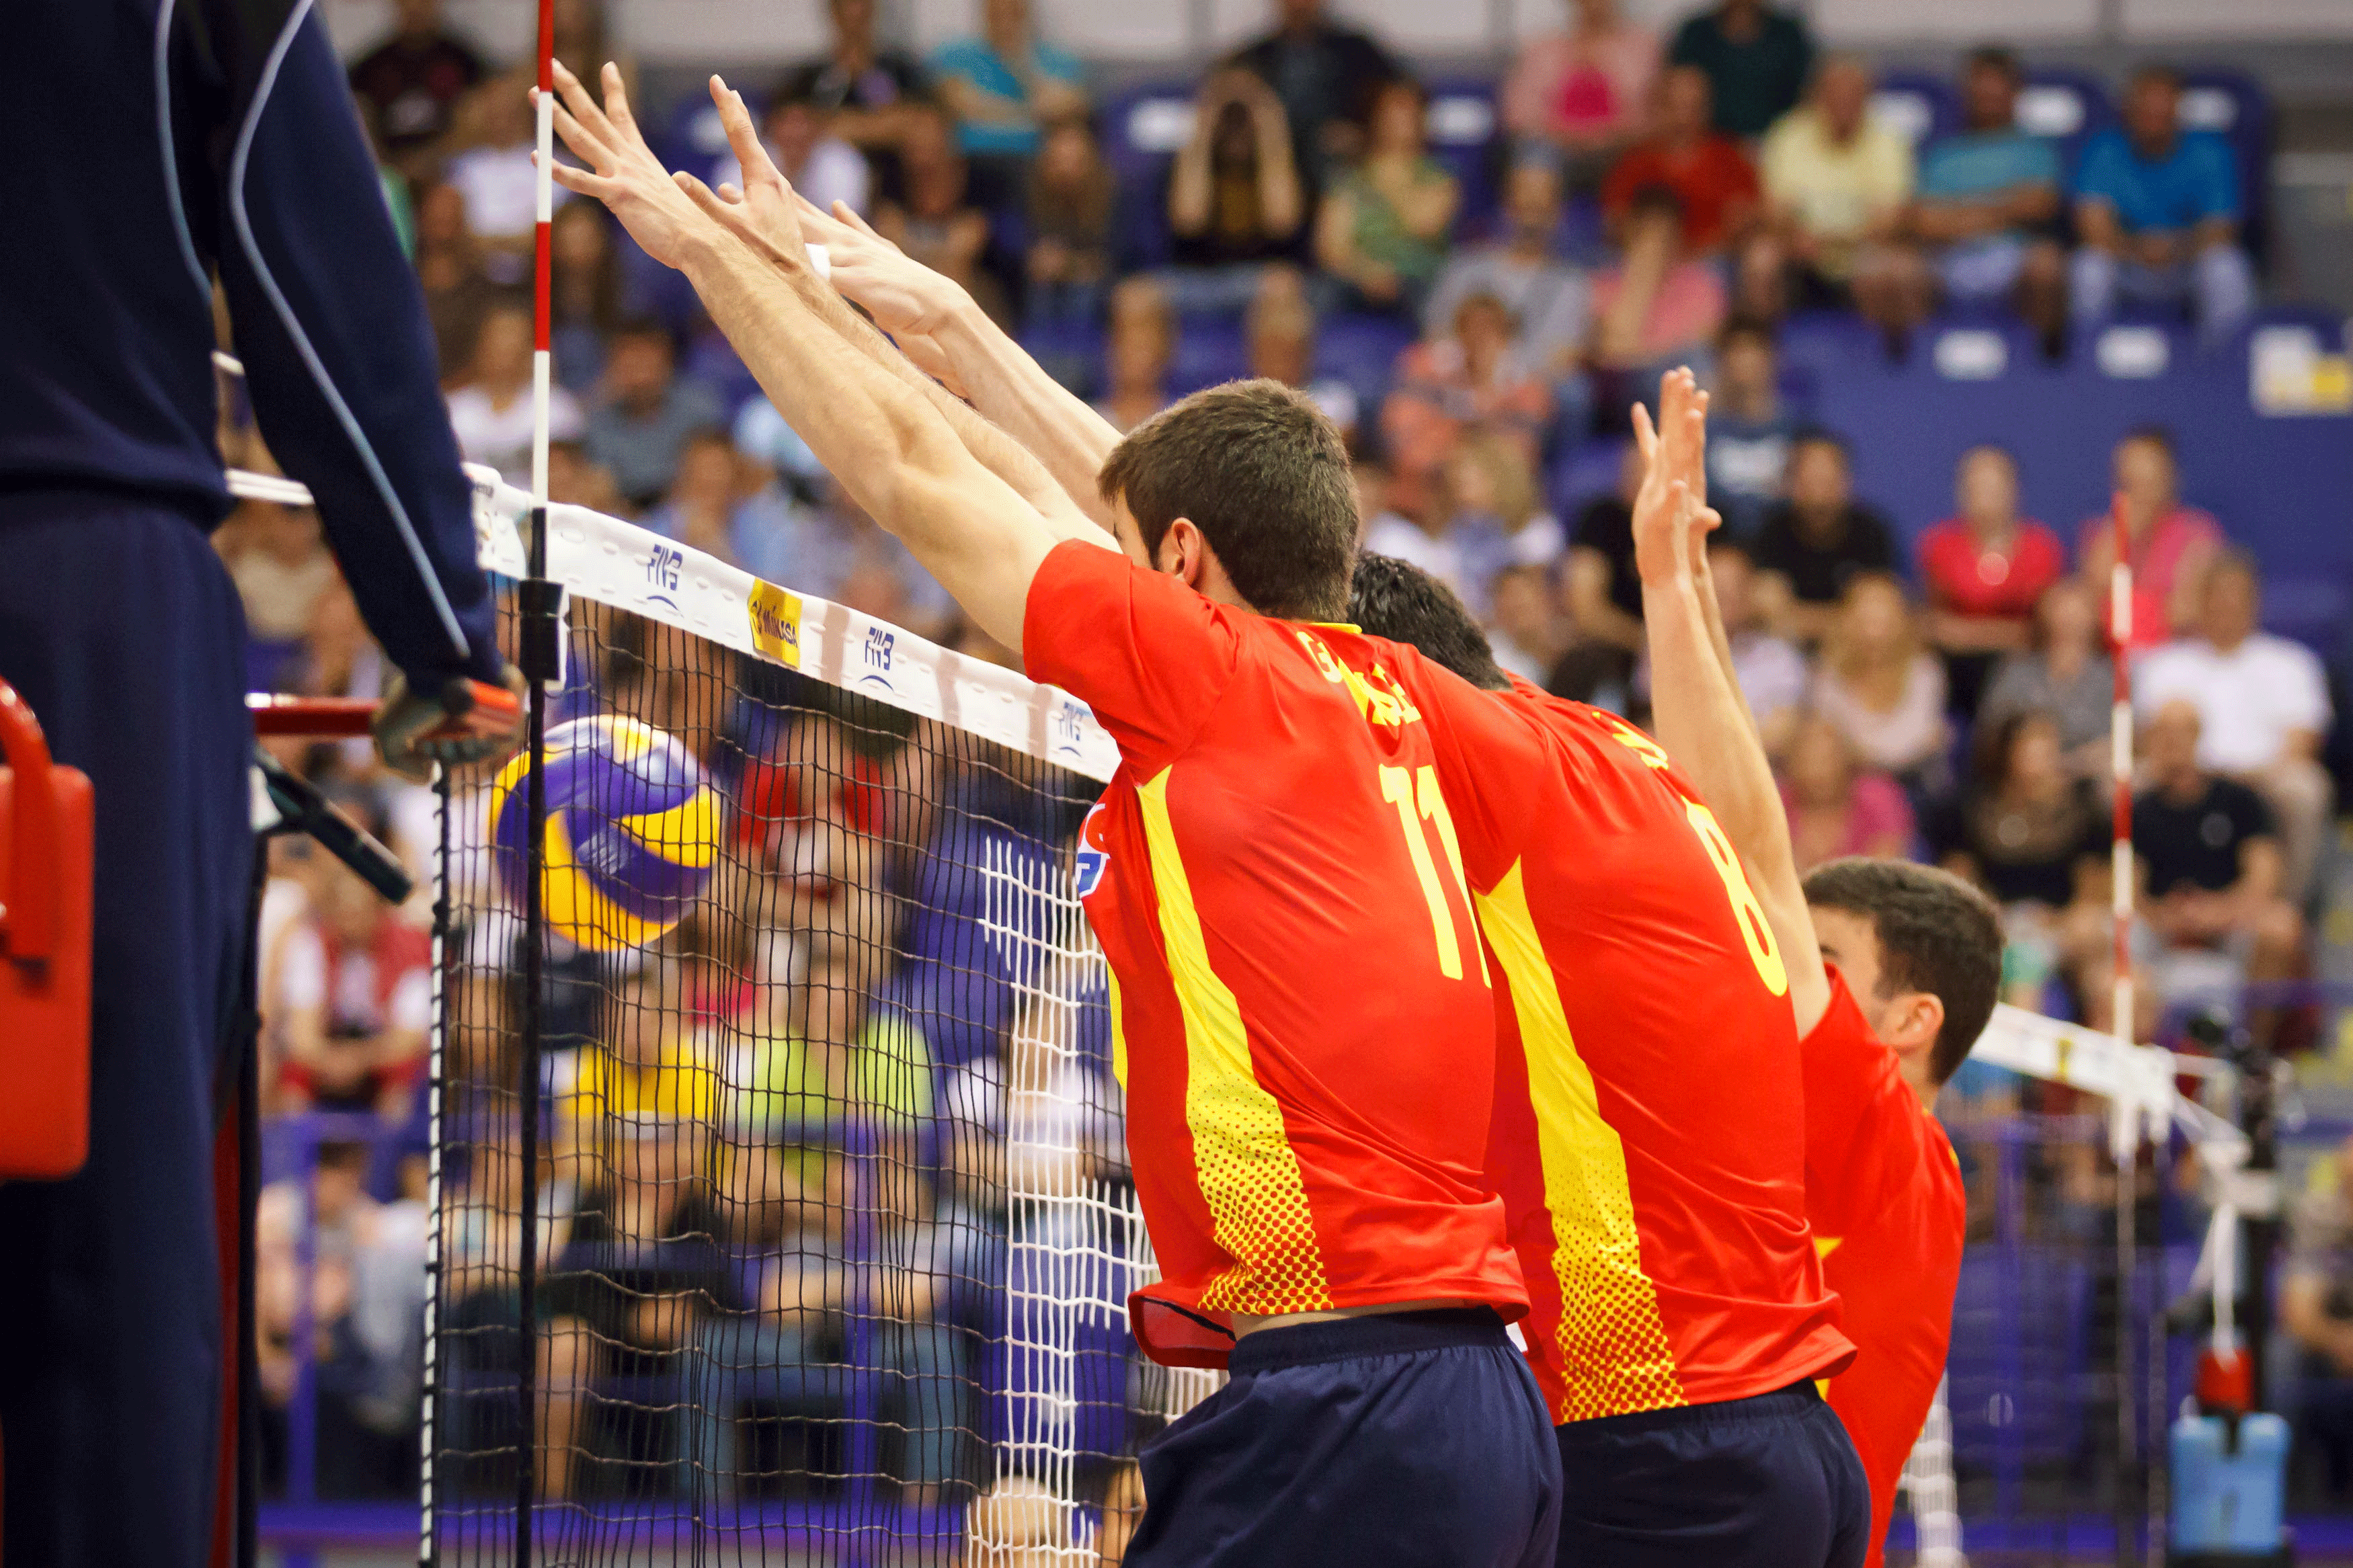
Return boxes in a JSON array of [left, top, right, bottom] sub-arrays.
[[420, 471, 1213, 1564]]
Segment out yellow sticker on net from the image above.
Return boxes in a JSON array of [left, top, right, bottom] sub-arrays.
[[748, 581, 803, 667]]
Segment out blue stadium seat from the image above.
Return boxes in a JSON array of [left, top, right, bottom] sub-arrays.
[[1102, 77, 1197, 185], [1425, 76, 1504, 241], [1777, 309, 1887, 380], [655, 87, 762, 188], [1548, 437, 1629, 518], [1313, 313, 1417, 413], [1871, 69, 1960, 152], [1169, 317, 1250, 397], [2019, 66, 2114, 179], [1019, 317, 1105, 400]]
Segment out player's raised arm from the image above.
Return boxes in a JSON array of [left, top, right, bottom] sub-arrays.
[[545, 63, 1056, 655], [1634, 370, 1831, 1033], [790, 192, 1127, 530], [694, 78, 1110, 550]]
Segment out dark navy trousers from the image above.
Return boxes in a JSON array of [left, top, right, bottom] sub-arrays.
[[1553, 1380, 1871, 1568], [1128, 1307, 1563, 1567], [0, 494, 253, 1568]]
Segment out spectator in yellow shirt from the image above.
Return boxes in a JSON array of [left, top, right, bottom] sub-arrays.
[[1753, 54, 1913, 321]]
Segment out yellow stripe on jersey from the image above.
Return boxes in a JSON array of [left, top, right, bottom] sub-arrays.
[[1136, 769, 1332, 1316], [1106, 966, 1129, 1091], [1478, 859, 1686, 1421]]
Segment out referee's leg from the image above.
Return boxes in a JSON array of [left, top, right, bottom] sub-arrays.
[[0, 495, 253, 1568]]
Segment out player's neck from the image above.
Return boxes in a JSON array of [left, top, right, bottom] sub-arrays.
[[1898, 1056, 1939, 1114]]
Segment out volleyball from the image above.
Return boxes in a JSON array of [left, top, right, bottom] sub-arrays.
[[487, 715, 721, 951]]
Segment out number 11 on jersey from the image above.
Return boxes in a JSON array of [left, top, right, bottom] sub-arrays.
[[1379, 764, 1488, 985]]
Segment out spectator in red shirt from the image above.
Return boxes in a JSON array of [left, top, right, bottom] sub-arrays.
[[2075, 425, 2222, 649], [1601, 65, 1758, 257], [1915, 444, 2065, 715]]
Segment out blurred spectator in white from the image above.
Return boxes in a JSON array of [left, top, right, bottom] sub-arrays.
[[1810, 571, 1948, 792], [548, 202, 624, 396], [447, 304, 586, 488], [347, 0, 483, 175], [411, 181, 499, 380], [644, 427, 751, 567], [2076, 426, 2221, 648], [1916, 444, 2067, 715], [1563, 442, 1646, 661], [585, 318, 725, 509], [1226, 0, 1401, 183], [1165, 68, 1308, 317], [2137, 554, 2334, 909], [1708, 536, 1808, 755], [1445, 433, 1563, 622], [1979, 579, 2116, 779], [276, 848, 434, 1116], [442, 71, 561, 286], [1502, 0, 1661, 185], [1025, 118, 1116, 330], [1246, 272, 1359, 444], [1425, 163, 1593, 411], [712, 81, 873, 224], [776, 0, 930, 190], [1316, 79, 1460, 319], [1756, 54, 1913, 320], [1362, 465, 1471, 605], [1750, 430, 1895, 641], [1382, 291, 1552, 521], [1667, 0, 1813, 142], [1590, 185, 1729, 387], [1897, 47, 2065, 349], [1602, 67, 1757, 259], [1702, 317, 1794, 536], [1092, 278, 1175, 434], [930, 0, 1087, 202], [2130, 698, 2306, 999], [1488, 562, 1566, 685], [2071, 65, 2255, 346], [1780, 712, 1916, 870], [877, 106, 1008, 326]]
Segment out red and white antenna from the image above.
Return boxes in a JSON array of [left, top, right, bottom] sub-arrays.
[[2110, 490, 2135, 1058], [530, 0, 556, 514]]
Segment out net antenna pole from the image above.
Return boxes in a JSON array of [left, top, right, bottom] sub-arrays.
[[2108, 490, 2141, 1567], [421, 769, 452, 1565], [513, 6, 559, 1564]]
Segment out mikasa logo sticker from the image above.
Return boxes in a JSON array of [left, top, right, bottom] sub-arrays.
[[748, 581, 803, 667]]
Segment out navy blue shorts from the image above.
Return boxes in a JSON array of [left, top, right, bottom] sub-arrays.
[[1552, 1380, 1869, 1568], [1127, 1307, 1561, 1568]]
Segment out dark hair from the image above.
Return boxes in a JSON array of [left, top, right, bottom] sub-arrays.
[[1964, 45, 2022, 84], [1717, 315, 1778, 355], [1627, 181, 1686, 222], [2130, 63, 2182, 95], [1344, 552, 1510, 690], [1970, 706, 2052, 790], [610, 314, 677, 354], [1097, 378, 1359, 620], [2120, 423, 2176, 460], [1790, 426, 1851, 466], [1802, 858, 2003, 1085]]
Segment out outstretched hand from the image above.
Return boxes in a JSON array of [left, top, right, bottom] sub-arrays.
[[541, 61, 716, 268], [695, 76, 813, 270], [790, 190, 973, 344], [1630, 367, 1721, 589]]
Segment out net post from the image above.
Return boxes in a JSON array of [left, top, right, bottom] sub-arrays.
[[420, 769, 452, 1567]]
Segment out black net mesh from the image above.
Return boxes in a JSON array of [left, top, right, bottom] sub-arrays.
[[426, 585, 1207, 1563]]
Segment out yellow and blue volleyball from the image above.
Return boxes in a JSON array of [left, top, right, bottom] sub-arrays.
[[487, 715, 721, 951]]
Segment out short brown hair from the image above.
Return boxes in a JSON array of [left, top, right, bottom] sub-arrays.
[[1802, 858, 2003, 1086], [1096, 378, 1359, 620]]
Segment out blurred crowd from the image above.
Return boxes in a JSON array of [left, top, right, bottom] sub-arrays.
[[222, 0, 2342, 1516]]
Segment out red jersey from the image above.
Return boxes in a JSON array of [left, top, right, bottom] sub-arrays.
[[1389, 661, 1852, 1419], [1601, 135, 1760, 253], [1805, 968, 1968, 1568], [1021, 542, 1523, 1368], [1916, 518, 2067, 621]]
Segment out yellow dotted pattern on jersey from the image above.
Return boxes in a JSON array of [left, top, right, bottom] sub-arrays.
[[1479, 860, 1687, 1421], [1135, 769, 1332, 1317]]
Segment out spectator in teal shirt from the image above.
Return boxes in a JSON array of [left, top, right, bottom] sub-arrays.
[[2070, 65, 2253, 345], [1667, 0, 1812, 141], [1899, 47, 2067, 347], [930, 0, 1086, 202]]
